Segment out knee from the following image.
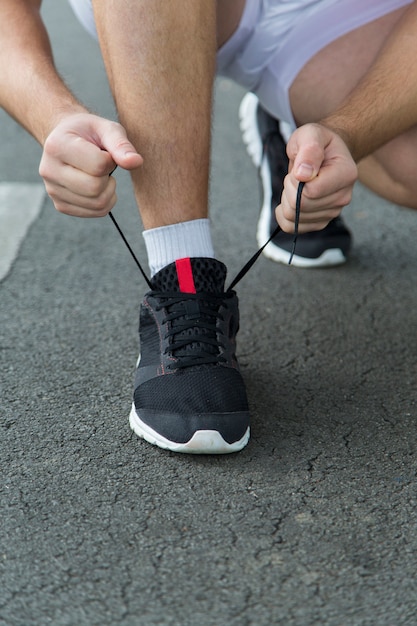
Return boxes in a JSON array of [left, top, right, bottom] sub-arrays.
[[359, 148, 417, 210]]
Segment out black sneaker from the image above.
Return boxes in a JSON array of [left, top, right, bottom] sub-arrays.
[[239, 92, 352, 267], [129, 257, 250, 454]]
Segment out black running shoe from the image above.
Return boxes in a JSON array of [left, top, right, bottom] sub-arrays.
[[239, 92, 352, 267], [129, 257, 250, 454]]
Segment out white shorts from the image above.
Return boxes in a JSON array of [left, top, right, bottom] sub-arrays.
[[67, 0, 412, 128]]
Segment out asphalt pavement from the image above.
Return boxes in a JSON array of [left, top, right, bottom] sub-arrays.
[[1, 2, 417, 625]]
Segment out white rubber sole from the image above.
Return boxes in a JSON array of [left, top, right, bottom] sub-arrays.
[[239, 93, 347, 268], [129, 404, 250, 455]]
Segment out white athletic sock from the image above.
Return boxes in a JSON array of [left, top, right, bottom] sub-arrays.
[[142, 218, 215, 277]]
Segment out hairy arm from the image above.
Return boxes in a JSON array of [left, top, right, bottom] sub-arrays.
[[278, 2, 417, 232], [0, 0, 142, 217], [0, 0, 86, 143], [320, 1, 417, 162]]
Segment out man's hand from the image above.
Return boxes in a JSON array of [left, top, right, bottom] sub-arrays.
[[277, 123, 358, 233], [39, 113, 143, 217]]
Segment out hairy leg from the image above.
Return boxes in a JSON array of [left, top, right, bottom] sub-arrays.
[[290, 6, 417, 209], [91, 0, 216, 229]]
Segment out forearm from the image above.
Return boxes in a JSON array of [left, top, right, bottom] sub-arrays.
[[0, 0, 86, 144], [320, 1, 417, 162]]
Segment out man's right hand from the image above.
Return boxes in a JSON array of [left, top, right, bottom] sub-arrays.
[[39, 112, 143, 217]]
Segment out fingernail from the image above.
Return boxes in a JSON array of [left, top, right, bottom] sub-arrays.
[[296, 163, 315, 179]]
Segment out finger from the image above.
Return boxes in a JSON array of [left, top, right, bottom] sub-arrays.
[[46, 178, 117, 217], [282, 180, 351, 216], [276, 214, 337, 234], [53, 201, 116, 218], [284, 176, 353, 215], [42, 132, 116, 178], [91, 118, 143, 171], [45, 163, 114, 200], [51, 196, 117, 218], [276, 199, 342, 233], [287, 125, 327, 182], [276, 184, 347, 233], [288, 125, 358, 190], [279, 203, 342, 226]]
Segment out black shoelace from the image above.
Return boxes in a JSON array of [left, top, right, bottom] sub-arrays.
[[108, 183, 303, 367], [154, 291, 230, 369], [108, 180, 304, 293]]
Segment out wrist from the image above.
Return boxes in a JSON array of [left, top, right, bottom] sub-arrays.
[[38, 101, 89, 145], [318, 118, 360, 162]]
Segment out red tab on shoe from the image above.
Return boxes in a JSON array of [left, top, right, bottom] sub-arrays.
[[176, 258, 196, 294]]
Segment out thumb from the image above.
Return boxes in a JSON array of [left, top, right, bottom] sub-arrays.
[[109, 139, 143, 171], [288, 125, 326, 182], [96, 119, 143, 171]]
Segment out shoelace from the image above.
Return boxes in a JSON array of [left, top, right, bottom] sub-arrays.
[[108, 181, 304, 293], [108, 183, 303, 367], [226, 181, 304, 290], [154, 291, 230, 369]]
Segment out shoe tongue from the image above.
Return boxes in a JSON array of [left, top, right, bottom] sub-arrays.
[[151, 257, 227, 294]]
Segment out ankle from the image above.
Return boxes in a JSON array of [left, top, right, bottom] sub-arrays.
[[142, 218, 215, 276]]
